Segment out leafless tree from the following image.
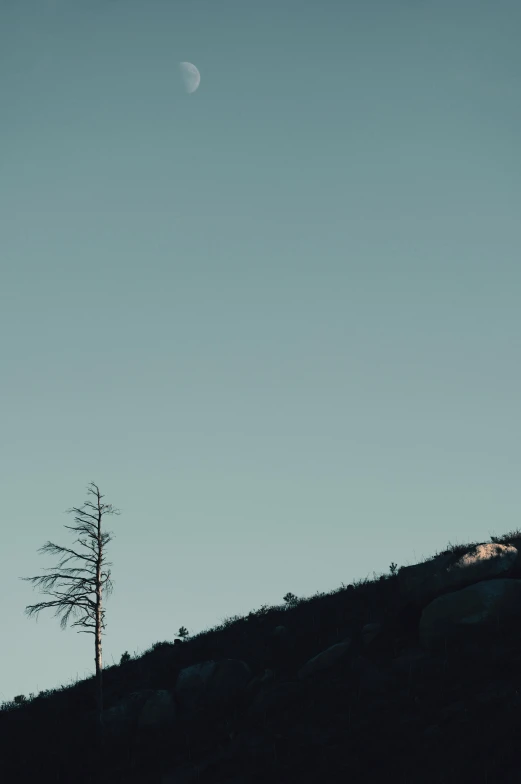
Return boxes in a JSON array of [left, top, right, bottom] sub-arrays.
[[20, 481, 121, 746]]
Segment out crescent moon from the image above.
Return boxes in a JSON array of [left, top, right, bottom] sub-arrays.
[[179, 62, 201, 94]]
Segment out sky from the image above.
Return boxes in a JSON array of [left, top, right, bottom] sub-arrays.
[[1, 0, 520, 704]]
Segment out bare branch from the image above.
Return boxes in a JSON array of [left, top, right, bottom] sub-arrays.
[[22, 490, 116, 617], [63, 509, 99, 523], [35, 540, 98, 566], [21, 479, 119, 742]]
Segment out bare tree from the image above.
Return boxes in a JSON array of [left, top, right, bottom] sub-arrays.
[[20, 481, 121, 746]]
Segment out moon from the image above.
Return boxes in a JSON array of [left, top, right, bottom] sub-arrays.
[[179, 62, 201, 94]]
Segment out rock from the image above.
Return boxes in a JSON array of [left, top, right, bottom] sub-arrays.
[[244, 668, 274, 702], [397, 551, 455, 604], [102, 689, 157, 738], [175, 660, 216, 716], [390, 647, 431, 674], [206, 658, 252, 705], [175, 659, 251, 717], [350, 655, 398, 695], [271, 625, 292, 642], [138, 689, 176, 730], [264, 624, 294, 670], [419, 577, 521, 652], [361, 622, 382, 647], [398, 543, 518, 606], [246, 680, 306, 721], [297, 638, 352, 680]]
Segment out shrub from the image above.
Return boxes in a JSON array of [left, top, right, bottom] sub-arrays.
[[152, 641, 172, 651], [120, 651, 131, 665]]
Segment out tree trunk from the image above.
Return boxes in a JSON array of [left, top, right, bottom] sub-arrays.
[[95, 527, 104, 750], [95, 639, 104, 748]]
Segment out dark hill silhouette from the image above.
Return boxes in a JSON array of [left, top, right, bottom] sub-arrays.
[[3, 528, 521, 784]]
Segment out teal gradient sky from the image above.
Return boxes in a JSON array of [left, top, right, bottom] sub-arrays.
[[1, 0, 520, 703]]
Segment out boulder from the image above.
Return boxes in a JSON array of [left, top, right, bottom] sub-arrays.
[[297, 638, 352, 680], [349, 655, 398, 695], [175, 659, 251, 717], [265, 624, 294, 669], [101, 689, 157, 738], [174, 660, 216, 716], [138, 689, 176, 730], [271, 625, 292, 643], [361, 622, 382, 647], [246, 680, 306, 722], [244, 668, 274, 702], [398, 543, 518, 606], [419, 577, 521, 652]]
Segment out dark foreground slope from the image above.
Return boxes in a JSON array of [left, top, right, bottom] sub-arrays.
[[4, 529, 521, 784]]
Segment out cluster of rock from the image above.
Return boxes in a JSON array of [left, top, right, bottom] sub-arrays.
[[80, 541, 521, 783]]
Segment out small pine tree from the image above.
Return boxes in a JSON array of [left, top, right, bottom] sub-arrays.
[[283, 592, 299, 608], [177, 626, 189, 639]]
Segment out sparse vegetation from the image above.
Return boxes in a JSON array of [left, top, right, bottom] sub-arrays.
[[152, 640, 173, 651], [3, 526, 521, 783]]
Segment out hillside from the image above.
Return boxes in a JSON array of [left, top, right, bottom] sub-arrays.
[[3, 528, 521, 783]]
